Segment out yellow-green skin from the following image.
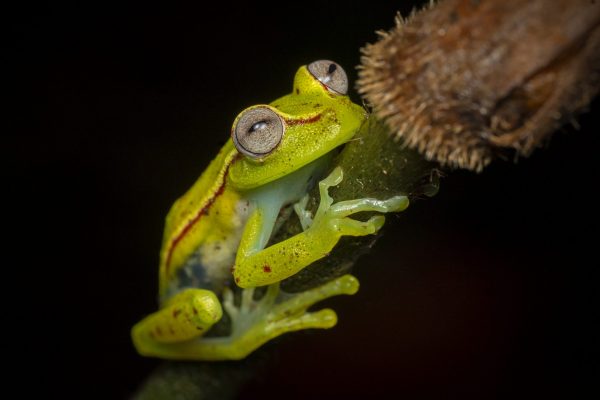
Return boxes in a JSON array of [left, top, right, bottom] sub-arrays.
[[131, 64, 409, 360]]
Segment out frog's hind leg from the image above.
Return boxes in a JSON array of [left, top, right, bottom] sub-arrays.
[[141, 274, 359, 360], [131, 288, 222, 357]]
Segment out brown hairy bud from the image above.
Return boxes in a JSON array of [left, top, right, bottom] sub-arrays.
[[358, 0, 600, 171]]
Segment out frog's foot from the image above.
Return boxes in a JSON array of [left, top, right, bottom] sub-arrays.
[[312, 166, 409, 237], [147, 274, 359, 360]]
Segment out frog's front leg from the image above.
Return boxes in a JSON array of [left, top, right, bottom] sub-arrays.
[[131, 288, 222, 357], [233, 166, 409, 288]]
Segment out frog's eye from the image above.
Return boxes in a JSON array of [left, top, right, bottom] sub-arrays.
[[307, 60, 348, 95], [232, 106, 284, 158]]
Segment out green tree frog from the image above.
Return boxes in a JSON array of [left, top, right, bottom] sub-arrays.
[[131, 60, 409, 360]]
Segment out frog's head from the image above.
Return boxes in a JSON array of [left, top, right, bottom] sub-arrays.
[[228, 60, 366, 190]]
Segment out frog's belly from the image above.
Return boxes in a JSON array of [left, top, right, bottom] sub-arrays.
[[164, 200, 251, 300], [174, 238, 238, 291]]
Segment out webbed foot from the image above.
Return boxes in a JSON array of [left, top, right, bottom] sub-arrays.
[[134, 275, 359, 360], [310, 166, 409, 237]]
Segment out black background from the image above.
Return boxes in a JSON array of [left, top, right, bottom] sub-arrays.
[[8, 2, 598, 399]]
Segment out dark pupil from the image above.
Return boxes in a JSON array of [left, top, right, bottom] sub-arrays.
[[327, 63, 337, 75], [249, 120, 268, 133]]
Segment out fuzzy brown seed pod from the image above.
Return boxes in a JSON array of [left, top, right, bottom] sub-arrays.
[[358, 0, 600, 172]]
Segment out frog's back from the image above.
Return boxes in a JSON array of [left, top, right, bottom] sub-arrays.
[[158, 141, 245, 300]]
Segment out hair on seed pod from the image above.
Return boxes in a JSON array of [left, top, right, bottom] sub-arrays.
[[357, 0, 600, 172]]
